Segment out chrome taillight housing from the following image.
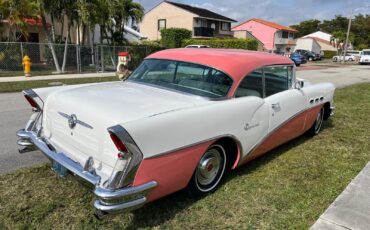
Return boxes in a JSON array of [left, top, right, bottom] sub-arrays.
[[105, 126, 143, 189], [23, 89, 43, 112]]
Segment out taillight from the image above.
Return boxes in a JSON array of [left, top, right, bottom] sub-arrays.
[[24, 94, 40, 110], [110, 132, 127, 153]]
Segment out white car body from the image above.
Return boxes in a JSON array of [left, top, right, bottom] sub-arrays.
[[332, 54, 356, 62], [359, 49, 370, 64], [17, 48, 335, 216]]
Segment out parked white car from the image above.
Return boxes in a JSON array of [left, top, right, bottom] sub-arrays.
[[332, 54, 356, 62], [359, 49, 370, 64], [17, 48, 335, 217]]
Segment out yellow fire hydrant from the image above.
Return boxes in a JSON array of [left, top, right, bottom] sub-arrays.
[[22, 55, 32, 77]]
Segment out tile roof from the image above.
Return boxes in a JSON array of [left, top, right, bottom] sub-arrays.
[[233, 18, 298, 32], [165, 1, 237, 22]]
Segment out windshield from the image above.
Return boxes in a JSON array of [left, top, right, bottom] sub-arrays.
[[363, 51, 370, 55], [128, 59, 233, 99]]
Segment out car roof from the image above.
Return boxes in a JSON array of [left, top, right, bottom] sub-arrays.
[[146, 48, 293, 81]]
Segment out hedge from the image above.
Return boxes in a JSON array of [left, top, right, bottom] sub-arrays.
[[182, 38, 258, 51], [160, 28, 192, 48], [323, 50, 337, 59]]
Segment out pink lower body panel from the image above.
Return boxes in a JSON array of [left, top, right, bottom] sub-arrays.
[[133, 140, 214, 202], [241, 105, 323, 164]]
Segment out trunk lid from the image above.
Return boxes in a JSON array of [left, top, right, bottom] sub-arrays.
[[41, 81, 208, 180]]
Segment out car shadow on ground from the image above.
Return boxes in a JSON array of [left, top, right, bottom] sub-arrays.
[[123, 121, 334, 229]]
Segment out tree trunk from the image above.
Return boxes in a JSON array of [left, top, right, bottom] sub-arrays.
[[51, 16, 56, 42], [60, 15, 65, 43], [81, 24, 86, 45], [62, 27, 69, 73], [40, 11, 61, 73]]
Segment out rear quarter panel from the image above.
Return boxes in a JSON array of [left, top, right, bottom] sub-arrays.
[[121, 96, 268, 160]]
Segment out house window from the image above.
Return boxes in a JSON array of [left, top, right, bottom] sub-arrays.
[[282, 31, 289, 38], [221, 22, 230, 31], [158, 19, 166, 31]]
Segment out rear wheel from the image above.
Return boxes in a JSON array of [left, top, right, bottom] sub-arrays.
[[333, 57, 338, 62], [186, 144, 227, 197], [307, 107, 324, 136]]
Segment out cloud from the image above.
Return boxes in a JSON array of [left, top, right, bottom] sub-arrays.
[[136, 0, 369, 26]]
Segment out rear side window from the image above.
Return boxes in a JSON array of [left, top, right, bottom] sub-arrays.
[[264, 66, 292, 97], [235, 65, 293, 98], [235, 69, 263, 98]]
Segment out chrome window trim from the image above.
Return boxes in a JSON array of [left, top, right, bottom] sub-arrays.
[[232, 64, 294, 98]]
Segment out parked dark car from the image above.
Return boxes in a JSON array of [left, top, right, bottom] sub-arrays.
[[295, 49, 319, 61], [290, 52, 307, 66]]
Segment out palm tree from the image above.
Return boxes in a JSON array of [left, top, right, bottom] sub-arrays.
[[104, 0, 144, 45]]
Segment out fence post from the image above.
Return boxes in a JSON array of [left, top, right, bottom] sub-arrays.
[[76, 44, 80, 73], [20, 42, 24, 58], [101, 45, 104, 72]]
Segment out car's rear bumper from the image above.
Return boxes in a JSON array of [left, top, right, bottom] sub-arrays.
[[16, 129, 157, 214]]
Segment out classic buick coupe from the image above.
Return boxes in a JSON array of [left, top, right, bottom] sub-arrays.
[[17, 48, 335, 216]]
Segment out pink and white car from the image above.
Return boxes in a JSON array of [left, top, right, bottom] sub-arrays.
[[17, 49, 335, 217]]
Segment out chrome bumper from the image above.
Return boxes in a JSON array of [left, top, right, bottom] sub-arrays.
[[16, 129, 157, 213]]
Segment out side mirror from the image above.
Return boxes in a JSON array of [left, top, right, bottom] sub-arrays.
[[295, 80, 304, 90]]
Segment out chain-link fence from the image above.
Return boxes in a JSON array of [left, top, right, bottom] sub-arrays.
[[0, 42, 163, 76]]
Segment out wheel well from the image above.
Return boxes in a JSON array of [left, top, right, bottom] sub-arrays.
[[214, 137, 239, 170], [323, 102, 331, 120]]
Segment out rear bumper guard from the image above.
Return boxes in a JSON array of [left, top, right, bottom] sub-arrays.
[[16, 129, 157, 213]]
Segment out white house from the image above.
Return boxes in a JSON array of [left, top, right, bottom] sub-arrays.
[[303, 31, 332, 42], [295, 37, 322, 54]]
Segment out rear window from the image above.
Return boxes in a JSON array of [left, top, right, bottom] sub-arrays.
[[128, 59, 233, 99]]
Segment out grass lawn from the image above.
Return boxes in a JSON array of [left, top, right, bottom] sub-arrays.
[[0, 83, 369, 229], [0, 76, 118, 93]]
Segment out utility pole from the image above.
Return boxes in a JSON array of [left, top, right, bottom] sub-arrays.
[[342, 9, 353, 64]]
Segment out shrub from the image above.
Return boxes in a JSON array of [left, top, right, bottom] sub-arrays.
[[323, 50, 337, 59], [128, 44, 164, 69], [160, 28, 192, 48], [0, 43, 23, 70], [182, 38, 259, 50]]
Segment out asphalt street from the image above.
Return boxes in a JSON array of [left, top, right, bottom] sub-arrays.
[[0, 65, 369, 174]]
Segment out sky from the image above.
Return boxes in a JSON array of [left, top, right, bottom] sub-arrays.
[[135, 0, 370, 26]]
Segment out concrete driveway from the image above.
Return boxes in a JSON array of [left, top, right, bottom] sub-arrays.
[[297, 65, 370, 88], [0, 65, 369, 174], [0, 92, 47, 174]]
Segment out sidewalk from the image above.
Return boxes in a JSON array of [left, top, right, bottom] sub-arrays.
[[311, 161, 370, 230], [0, 72, 115, 83]]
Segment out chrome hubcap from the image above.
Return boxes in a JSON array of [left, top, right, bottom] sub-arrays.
[[196, 148, 222, 186], [315, 108, 324, 133]]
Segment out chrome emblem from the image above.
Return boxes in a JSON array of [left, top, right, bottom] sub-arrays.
[[68, 114, 78, 129], [58, 112, 93, 130]]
